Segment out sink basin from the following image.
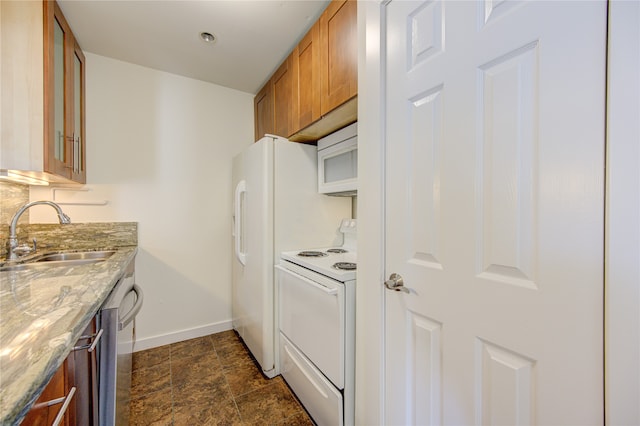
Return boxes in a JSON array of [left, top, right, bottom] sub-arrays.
[[34, 250, 116, 263], [0, 250, 116, 272]]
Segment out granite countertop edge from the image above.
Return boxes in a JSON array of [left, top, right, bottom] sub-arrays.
[[0, 246, 138, 425]]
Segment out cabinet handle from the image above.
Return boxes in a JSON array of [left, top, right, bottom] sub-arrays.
[[72, 325, 102, 424], [74, 135, 81, 174], [63, 133, 81, 173], [51, 386, 76, 426], [60, 131, 73, 169], [32, 386, 76, 425], [73, 328, 103, 352]]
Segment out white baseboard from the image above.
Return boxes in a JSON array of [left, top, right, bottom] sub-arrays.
[[133, 320, 233, 352]]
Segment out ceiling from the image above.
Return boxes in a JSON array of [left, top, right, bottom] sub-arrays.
[[57, 0, 330, 95]]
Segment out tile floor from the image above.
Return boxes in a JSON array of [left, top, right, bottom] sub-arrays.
[[130, 330, 314, 426]]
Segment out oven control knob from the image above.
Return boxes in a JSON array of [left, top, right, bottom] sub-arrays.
[[384, 273, 409, 293]]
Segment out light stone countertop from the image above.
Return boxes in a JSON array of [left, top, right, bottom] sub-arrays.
[[0, 246, 138, 425]]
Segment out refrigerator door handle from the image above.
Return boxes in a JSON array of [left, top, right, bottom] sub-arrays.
[[234, 180, 247, 266]]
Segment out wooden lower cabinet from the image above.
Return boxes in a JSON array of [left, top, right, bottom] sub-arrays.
[[20, 360, 73, 426], [21, 317, 100, 425], [68, 318, 100, 425]]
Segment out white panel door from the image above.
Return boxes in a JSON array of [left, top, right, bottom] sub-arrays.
[[383, 1, 606, 425]]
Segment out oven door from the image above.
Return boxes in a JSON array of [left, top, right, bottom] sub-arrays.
[[276, 263, 345, 389]]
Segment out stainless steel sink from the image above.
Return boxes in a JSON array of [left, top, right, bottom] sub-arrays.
[[0, 250, 116, 272], [34, 250, 116, 263]]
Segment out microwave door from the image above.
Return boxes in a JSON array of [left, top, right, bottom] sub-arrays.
[[318, 137, 357, 195]]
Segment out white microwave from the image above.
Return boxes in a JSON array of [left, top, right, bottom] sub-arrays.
[[317, 122, 357, 196]]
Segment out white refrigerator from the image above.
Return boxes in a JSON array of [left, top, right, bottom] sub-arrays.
[[232, 135, 351, 378]]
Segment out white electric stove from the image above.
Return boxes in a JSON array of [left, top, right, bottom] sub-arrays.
[[277, 218, 356, 426]]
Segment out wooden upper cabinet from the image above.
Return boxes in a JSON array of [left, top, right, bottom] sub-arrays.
[[254, 53, 296, 141], [320, 0, 357, 115], [293, 21, 321, 133], [43, 0, 86, 183], [254, 80, 274, 141], [252, 0, 357, 142], [272, 55, 295, 138], [70, 39, 86, 183]]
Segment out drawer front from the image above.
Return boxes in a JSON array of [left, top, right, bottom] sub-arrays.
[[277, 265, 345, 388], [280, 333, 343, 426]]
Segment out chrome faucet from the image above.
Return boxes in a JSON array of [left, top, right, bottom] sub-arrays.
[[7, 201, 71, 260]]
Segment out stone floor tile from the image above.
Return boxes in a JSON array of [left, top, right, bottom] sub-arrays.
[[129, 387, 173, 426], [170, 335, 215, 360], [132, 345, 170, 371], [173, 395, 243, 426], [131, 362, 171, 398], [129, 330, 314, 426], [234, 380, 305, 425]]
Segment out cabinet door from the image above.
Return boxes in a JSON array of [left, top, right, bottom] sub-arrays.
[[272, 56, 295, 138], [21, 360, 72, 426], [43, 1, 71, 179], [70, 40, 86, 183], [254, 82, 274, 142], [43, 1, 86, 183], [294, 22, 321, 133], [320, 0, 357, 115], [70, 317, 100, 425]]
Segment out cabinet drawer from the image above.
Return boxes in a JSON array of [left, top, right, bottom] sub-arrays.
[[279, 333, 343, 426]]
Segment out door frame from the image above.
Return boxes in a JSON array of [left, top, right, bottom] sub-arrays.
[[355, 1, 386, 424], [355, 1, 640, 424], [605, 1, 640, 423]]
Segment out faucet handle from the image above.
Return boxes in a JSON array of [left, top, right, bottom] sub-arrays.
[[13, 239, 37, 257]]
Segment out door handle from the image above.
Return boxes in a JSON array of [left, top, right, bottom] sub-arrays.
[[385, 273, 410, 293], [120, 284, 144, 330], [234, 180, 247, 266]]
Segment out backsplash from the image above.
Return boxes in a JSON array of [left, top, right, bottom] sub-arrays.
[[0, 182, 29, 225], [0, 182, 137, 259], [8, 222, 138, 253], [0, 182, 30, 256]]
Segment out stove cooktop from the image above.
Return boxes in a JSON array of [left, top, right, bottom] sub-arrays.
[[280, 247, 357, 282]]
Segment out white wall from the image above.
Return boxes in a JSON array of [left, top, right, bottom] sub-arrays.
[[31, 53, 254, 350]]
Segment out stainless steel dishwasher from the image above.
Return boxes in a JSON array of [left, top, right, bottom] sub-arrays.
[[99, 256, 143, 426]]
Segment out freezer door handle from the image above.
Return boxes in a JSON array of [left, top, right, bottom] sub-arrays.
[[234, 180, 247, 266]]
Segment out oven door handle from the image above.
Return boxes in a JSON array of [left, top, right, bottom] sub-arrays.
[[275, 265, 338, 296]]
